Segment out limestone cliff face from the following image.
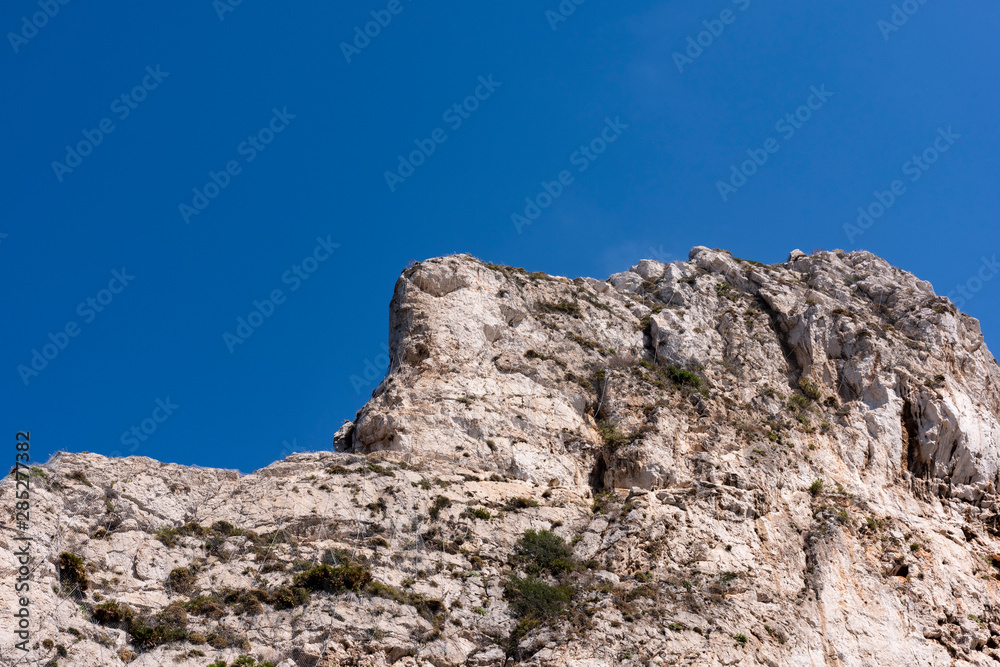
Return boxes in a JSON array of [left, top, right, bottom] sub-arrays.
[[5, 248, 1000, 667]]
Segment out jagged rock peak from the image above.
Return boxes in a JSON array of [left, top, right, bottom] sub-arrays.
[[349, 248, 999, 503]]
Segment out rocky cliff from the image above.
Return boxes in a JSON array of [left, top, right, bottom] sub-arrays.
[[4, 247, 1000, 667]]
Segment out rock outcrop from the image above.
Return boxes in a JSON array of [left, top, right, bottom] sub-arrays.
[[4, 248, 1000, 666]]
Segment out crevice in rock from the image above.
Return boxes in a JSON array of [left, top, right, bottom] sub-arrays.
[[902, 398, 927, 479], [835, 363, 860, 403], [589, 455, 608, 492], [755, 295, 800, 388]]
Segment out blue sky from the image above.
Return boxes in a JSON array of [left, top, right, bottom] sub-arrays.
[[3, 0, 998, 472]]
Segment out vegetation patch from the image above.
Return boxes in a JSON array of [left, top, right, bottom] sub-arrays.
[[512, 530, 576, 575], [504, 497, 539, 511], [57, 552, 89, 595], [592, 491, 617, 515], [536, 299, 582, 318], [184, 596, 226, 619], [166, 567, 196, 595], [155, 522, 208, 548], [665, 365, 702, 388], [596, 420, 634, 447], [524, 349, 567, 368], [429, 495, 452, 520], [205, 624, 250, 651], [503, 576, 574, 638], [293, 562, 372, 593], [798, 377, 822, 401], [223, 589, 267, 616], [92, 600, 189, 651], [270, 586, 312, 610], [464, 507, 491, 520], [568, 333, 599, 350]]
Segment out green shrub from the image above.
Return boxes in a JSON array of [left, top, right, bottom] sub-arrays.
[[596, 421, 632, 446], [57, 552, 89, 594], [293, 562, 372, 593], [269, 586, 310, 610], [134, 604, 188, 650], [536, 299, 582, 318], [68, 470, 92, 486], [166, 567, 196, 595], [798, 378, 822, 401], [232, 657, 275, 667], [666, 366, 702, 388], [465, 507, 491, 520], [321, 548, 352, 566], [734, 633, 749, 646], [864, 516, 884, 533], [504, 576, 573, 622], [787, 394, 810, 411], [129, 619, 186, 650], [93, 600, 189, 651], [223, 589, 265, 616], [211, 521, 244, 537], [568, 333, 599, 350], [513, 530, 575, 575], [155, 522, 207, 547], [92, 600, 134, 627], [809, 479, 825, 497], [205, 624, 249, 650], [592, 491, 616, 514], [184, 596, 225, 619], [155, 526, 181, 547], [429, 495, 451, 520], [504, 497, 539, 511]]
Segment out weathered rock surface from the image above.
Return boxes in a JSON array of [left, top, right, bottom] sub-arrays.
[[4, 248, 1000, 666]]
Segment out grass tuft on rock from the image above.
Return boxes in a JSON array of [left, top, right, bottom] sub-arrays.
[[293, 562, 372, 593]]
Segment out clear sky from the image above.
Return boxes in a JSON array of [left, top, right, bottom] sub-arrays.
[[3, 1, 998, 472]]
